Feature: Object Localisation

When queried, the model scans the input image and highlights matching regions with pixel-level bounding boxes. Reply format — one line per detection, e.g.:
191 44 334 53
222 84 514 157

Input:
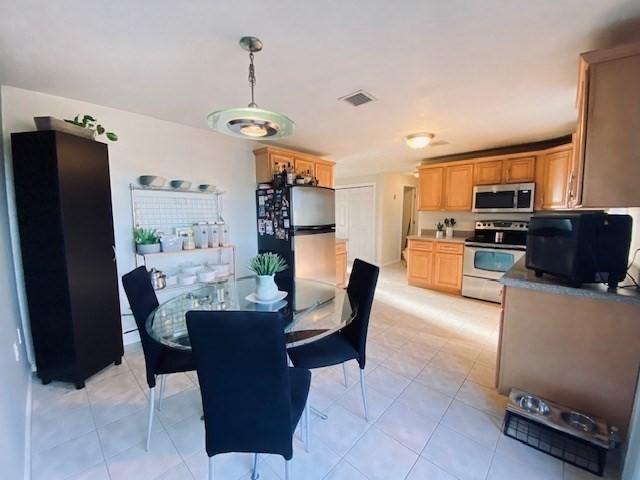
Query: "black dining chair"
186 310 311 480
287 258 379 421
121 266 196 451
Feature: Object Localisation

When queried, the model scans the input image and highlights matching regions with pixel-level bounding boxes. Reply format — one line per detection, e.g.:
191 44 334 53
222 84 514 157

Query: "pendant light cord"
248 52 257 108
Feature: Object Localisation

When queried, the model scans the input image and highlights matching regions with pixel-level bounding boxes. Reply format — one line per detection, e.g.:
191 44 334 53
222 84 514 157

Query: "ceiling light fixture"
207 37 294 139
405 132 434 149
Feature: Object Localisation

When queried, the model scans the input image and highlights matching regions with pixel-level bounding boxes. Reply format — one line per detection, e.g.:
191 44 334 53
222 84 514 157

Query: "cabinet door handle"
568 173 575 199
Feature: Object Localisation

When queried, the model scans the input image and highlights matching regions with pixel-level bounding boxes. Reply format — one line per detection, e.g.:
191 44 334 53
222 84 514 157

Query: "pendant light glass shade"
207 107 294 139
207 37 295 140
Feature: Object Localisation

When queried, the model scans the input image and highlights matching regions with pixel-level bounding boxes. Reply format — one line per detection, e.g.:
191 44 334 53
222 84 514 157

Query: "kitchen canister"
193 222 209 249
208 222 220 248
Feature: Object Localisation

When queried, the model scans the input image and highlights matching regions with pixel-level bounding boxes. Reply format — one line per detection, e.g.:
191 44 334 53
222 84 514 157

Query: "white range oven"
462 220 528 303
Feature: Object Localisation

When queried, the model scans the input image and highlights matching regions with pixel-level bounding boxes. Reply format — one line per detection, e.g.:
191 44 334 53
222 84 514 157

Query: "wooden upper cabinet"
418 167 444 211
432 252 463 293
474 159 503 185
573 43 640 207
444 163 474 211
294 157 315 176
541 149 572 209
254 147 335 186
503 156 535 183
315 160 334 188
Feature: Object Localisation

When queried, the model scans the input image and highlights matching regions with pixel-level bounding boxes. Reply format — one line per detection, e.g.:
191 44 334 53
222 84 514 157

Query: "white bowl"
138 175 166 187
181 264 203 275
209 263 230 275
179 274 197 285
197 270 217 283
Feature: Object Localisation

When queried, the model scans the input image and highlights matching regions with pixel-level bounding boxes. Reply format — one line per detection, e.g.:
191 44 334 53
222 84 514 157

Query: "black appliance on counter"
526 212 632 289
12 131 123 389
256 185 336 284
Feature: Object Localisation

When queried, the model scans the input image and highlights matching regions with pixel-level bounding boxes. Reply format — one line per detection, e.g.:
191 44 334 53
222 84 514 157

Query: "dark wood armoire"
11 130 123 389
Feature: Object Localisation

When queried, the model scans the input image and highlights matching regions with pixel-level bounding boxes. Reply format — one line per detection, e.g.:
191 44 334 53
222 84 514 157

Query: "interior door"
336 185 376 264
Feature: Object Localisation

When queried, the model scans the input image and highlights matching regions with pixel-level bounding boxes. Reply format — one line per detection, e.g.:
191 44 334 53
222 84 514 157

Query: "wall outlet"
13 343 20 363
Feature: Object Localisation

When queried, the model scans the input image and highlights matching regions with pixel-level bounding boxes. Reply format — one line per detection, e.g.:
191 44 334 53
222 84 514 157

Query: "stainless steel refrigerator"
256 185 336 284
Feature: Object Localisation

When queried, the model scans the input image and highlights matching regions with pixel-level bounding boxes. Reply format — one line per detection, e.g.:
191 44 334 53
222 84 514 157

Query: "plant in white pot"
134 228 161 255
249 253 287 301
444 217 456 238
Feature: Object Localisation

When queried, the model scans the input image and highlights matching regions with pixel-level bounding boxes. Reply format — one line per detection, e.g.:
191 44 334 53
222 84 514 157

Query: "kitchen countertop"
407 230 472 244
501 258 640 306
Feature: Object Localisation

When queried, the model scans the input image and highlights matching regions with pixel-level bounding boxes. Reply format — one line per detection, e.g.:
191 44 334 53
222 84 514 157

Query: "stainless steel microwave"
472 182 535 213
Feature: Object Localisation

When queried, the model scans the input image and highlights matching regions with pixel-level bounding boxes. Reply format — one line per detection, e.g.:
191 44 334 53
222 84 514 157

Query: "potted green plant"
134 228 161 255
65 114 118 142
444 217 456 238
435 221 445 239
248 252 288 301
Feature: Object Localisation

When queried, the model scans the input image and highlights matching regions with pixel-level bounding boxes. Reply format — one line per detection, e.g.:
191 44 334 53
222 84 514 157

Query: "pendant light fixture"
207 36 295 139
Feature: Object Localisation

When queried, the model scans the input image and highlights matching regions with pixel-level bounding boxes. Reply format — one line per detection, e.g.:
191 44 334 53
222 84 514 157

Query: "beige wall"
336 172 417 265
2 85 258 352
0 86 30 480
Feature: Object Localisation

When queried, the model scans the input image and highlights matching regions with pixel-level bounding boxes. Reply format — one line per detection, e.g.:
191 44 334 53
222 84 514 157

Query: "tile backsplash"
418 211 532 232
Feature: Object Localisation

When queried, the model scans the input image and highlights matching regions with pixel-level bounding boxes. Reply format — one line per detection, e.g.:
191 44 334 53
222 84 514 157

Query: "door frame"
335 182 378 265
399 185 417 260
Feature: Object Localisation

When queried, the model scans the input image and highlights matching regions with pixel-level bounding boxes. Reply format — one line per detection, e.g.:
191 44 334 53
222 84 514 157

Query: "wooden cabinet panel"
408 239 433 251
418 167 444 211
504 156 535 183
474 159 503 185
435 242 464 255
407 249 433 287
444 163 474 211
433 252 463 293
541 149 571 209
315 161 334 188
294 157 315 176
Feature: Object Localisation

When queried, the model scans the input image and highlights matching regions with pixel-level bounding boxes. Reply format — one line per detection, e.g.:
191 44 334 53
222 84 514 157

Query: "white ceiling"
2 0 640 177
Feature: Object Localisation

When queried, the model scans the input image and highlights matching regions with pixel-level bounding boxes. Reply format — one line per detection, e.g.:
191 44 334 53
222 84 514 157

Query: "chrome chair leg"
342 362 348 387
146 386 155 451
208 456 214 480
304 400 311 452
310 406 328 420
251 453 259 480
284 459 292 480
359 368 369 422
157 375 166 411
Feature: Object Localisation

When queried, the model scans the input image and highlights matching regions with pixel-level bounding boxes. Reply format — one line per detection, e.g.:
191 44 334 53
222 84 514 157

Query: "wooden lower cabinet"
433 253 463 293
336 240 348 288
408 249 433 287
407 239 463 294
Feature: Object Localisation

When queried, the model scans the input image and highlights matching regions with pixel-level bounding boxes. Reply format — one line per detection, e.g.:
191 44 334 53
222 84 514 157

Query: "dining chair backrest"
186 311 296 460
342 258 379 369
121 266 162 388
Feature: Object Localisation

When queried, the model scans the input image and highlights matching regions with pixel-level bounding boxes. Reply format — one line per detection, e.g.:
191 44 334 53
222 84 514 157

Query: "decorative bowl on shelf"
138 175 166 187
198 184 217 192
169 180 192 190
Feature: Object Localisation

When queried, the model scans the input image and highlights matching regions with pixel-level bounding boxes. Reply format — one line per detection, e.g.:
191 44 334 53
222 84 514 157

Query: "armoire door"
56 133 123 378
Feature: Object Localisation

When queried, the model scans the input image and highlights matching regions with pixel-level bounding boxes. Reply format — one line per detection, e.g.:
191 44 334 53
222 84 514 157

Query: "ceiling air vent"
339 90 376 107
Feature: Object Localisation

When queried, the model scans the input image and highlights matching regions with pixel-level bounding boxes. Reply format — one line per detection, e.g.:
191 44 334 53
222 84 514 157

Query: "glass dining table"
146 276 356 351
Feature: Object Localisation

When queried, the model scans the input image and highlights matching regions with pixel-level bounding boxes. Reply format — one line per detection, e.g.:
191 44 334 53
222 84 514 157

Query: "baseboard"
381 258 402 267
24 376 32 480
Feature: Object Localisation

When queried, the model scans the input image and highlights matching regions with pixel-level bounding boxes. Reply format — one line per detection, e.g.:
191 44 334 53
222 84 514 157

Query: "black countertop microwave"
525 212 632 289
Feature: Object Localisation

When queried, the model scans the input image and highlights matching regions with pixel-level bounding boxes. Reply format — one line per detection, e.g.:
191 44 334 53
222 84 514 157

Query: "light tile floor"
30 263 621 480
